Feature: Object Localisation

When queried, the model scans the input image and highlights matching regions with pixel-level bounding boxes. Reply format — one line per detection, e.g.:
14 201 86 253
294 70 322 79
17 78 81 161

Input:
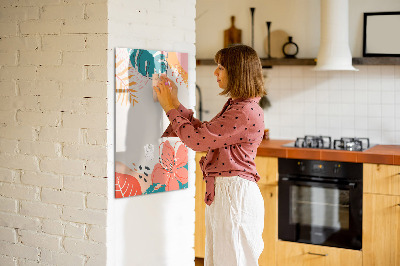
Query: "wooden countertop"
257 139 400 165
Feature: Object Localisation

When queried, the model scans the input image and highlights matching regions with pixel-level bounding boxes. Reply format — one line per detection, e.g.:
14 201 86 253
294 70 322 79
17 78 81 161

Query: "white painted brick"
82 98 108 113
147 12 174 27
86 255 106 266
19 51 62 66
64 222 85 239
0 241 39 261
184 30 196 43
36 66 83 82
0 255 16 266
174 15 195 31
62 19 107 34
18 259 41 266
0 51 17 65
62 113 107 129
84 129 107 145
0 168 16 183
0 81 16 96
0 183 39 201
0 138 18 154
6 0 62 6
86 193 107 210
63 144 107 161
0 196 17 213
20 21 61 35
0 226 17 243
4 96 40 112
40 158 84 175
21 171 62 189
19 230 61 251
0 110 16 125
64 175 107 195
0 154 39 171
41 188 85 208
41 219 64 236
37 96 90 113
63 237 106 256
0 126 34 141
0 107 14 124
0 7 39 22
84 160 107 177
38 127 79 143
42 34 85 51
63 50 107 66
85 3 107 20
20 200 61 219
85 65 107 81
0 66 36 81
40 249 85 266
85 34 107 50
87 225 105 243
61 81 107 98
18 80 61 97
16 111 61 127
19 140 58 157
41 4 84 20
0 36 41 52
61 207 106 226
0 212 41 231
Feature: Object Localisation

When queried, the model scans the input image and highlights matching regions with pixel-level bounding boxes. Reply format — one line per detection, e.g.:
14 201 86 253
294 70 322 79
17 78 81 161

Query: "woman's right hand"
160 75 180 108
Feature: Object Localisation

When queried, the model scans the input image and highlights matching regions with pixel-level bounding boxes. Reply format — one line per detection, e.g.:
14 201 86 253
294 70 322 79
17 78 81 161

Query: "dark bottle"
282 36 299 58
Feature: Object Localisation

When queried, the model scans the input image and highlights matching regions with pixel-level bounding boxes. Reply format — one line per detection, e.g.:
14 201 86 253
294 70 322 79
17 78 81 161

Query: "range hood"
314 0 358 71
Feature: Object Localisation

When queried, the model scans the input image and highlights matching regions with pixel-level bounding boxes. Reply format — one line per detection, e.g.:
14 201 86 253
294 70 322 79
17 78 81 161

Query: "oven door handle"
280 177 357 189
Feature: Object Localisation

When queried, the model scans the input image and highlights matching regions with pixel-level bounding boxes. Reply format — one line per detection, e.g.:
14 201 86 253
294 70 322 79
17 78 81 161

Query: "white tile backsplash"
196 65 400 144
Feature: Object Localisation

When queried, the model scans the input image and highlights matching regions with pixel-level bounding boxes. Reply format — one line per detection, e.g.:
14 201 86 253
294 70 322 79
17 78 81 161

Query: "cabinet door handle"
307 252 328 256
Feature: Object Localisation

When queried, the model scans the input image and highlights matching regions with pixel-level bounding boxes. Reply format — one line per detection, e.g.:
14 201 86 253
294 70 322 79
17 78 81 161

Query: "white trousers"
205 176 264 266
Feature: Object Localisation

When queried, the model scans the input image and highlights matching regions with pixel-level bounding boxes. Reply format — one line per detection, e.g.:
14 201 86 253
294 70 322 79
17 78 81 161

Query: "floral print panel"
115 48 189 198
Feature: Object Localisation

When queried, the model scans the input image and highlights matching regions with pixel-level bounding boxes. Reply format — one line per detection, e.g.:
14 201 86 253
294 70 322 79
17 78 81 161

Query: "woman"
153 44 266 266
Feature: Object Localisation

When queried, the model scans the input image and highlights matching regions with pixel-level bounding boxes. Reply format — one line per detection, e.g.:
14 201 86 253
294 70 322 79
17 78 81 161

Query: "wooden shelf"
196 57 400 67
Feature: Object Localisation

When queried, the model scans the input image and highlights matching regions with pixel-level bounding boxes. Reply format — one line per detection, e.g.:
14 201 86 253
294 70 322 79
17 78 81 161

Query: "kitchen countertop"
257 139 400 165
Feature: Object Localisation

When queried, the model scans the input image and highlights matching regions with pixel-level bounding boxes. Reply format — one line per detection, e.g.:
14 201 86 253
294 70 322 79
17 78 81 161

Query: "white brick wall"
0 0 108 265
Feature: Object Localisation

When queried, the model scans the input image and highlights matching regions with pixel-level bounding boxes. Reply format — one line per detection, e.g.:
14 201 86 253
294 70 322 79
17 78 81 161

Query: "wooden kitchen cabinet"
364 163 400 196
276 241 362 266
363 163 400 266
255 156 278 186
195 152 207 258
258 184 278 266
363 187 400 265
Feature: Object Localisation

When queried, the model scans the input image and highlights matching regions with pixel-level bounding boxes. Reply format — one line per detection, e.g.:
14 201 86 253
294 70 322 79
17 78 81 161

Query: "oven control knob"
334 164 341 174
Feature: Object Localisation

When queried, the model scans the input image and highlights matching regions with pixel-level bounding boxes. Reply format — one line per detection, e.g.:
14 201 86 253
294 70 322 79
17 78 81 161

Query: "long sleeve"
165 105 249 152
161 103 202 138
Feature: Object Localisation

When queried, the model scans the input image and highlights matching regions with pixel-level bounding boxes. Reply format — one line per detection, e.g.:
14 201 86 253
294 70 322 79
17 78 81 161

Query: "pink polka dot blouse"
161 97 265 205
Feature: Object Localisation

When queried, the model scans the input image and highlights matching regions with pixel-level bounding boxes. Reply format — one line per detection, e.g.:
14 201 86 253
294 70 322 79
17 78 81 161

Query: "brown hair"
214 44 266 99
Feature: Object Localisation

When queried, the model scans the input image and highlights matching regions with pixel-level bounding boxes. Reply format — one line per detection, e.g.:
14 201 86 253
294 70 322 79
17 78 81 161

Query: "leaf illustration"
115 172 142 198
115 49 139 108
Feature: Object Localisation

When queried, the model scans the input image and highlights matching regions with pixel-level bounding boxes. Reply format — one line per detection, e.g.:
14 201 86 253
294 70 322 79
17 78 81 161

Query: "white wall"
196 0 400 145
0 1 108 265
196 0 400 58
107 1 197 266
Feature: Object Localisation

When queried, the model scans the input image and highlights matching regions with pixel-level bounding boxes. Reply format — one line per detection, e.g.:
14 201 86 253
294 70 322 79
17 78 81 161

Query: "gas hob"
282 135 375 151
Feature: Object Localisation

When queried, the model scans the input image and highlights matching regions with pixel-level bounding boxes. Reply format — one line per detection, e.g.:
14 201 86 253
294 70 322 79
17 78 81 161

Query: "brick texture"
0 1 108 264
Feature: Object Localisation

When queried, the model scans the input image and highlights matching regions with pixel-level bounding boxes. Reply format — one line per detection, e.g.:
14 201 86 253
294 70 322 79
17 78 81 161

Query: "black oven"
278 158 363 250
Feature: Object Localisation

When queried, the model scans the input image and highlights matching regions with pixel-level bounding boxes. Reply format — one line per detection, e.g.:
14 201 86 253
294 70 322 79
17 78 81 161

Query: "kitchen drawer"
255 156 278 186
364 164 400 196
276 241 362 266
